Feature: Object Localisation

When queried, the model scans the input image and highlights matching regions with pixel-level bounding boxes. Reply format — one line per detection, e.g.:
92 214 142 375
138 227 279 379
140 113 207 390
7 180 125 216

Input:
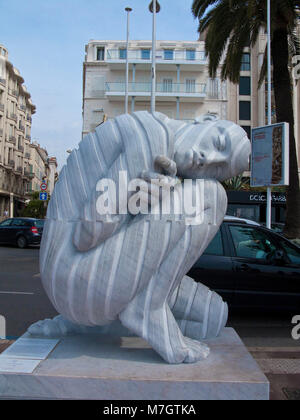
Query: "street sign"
40 182 47 191
251 122 289 187
39 192 48 201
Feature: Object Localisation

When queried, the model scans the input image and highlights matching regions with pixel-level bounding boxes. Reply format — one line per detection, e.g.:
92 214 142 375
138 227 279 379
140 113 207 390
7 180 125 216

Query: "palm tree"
192 0 300 238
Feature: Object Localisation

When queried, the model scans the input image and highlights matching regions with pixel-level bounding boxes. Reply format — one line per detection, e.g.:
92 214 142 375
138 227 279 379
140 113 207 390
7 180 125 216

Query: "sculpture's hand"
154 155 177 177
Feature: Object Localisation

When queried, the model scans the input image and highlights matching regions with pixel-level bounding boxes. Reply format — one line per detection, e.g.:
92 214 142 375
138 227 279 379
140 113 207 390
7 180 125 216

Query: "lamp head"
149 1 161 13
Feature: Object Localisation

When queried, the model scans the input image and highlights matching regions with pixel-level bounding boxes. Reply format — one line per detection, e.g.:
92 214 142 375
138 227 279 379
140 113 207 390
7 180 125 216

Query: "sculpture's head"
173 115 251 181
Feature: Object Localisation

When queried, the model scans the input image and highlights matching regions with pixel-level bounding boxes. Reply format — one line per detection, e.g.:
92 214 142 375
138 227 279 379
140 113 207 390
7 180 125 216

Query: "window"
229 226 277 260
11 219 26 226
241 53 251 71
96 47 105 61
227 204 259 222
276 238 300 265
141 49 150 60
185 79 196 93
119 48 127 59
0 219 12 227
241 125 251 139
239 76 251 95
239 101 251 120
164 50 174 60
186 49 196 60
203 230 224 256
162 78 173 92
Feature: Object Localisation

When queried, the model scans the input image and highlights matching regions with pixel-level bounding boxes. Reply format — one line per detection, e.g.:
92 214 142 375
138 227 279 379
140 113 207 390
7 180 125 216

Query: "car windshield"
34 220 45 228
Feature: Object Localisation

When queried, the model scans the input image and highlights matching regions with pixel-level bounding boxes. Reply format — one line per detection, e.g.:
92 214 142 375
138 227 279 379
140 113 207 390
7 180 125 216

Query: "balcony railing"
8 135 16 145
18 145 24 152
26 115 32 122
8 89 19 98
26 134 31 141
19 123 25 132
10 113 17 122
8 160 15 168
25 152 30 159
15 166 22 173
106 49 206 63
0 104 4 112
19 104 26 111
105 82 207 95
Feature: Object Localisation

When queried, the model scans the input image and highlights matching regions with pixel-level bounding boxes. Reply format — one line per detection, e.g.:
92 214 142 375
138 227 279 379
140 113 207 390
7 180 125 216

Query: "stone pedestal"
0 328 269 400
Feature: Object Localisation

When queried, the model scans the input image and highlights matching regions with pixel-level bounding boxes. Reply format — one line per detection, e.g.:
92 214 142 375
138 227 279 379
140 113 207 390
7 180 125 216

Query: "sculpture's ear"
194 113 220 124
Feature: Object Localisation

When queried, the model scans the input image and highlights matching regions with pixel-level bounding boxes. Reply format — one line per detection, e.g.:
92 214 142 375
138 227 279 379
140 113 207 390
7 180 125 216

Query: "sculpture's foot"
27 315 81 337
27 316 134 338
119 296 210 364
170 275 228 339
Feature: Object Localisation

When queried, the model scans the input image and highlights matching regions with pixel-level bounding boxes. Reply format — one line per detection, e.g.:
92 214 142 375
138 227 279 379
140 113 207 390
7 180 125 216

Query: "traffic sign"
39 192 48 201
40 182 47 191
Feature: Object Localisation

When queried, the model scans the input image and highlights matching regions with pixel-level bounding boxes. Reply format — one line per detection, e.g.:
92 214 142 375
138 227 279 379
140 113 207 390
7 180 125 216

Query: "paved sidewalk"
249 346 300 400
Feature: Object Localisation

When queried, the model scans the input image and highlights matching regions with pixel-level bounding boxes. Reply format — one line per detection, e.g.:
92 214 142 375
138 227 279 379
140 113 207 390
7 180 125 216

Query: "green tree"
21 192 48 219
192 0 300 238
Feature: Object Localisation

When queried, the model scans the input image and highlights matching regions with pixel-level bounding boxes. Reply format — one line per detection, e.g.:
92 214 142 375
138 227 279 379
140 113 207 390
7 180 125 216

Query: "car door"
10 219 28 244
227 223 300 310
188 224 235 305
0 218 13 243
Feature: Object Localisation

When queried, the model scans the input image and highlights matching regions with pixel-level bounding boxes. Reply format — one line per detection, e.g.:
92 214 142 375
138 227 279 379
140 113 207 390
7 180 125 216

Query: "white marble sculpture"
28 111 251 364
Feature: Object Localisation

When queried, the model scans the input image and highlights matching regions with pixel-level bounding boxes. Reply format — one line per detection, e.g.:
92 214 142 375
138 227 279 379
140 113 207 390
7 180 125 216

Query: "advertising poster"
250 122 289 187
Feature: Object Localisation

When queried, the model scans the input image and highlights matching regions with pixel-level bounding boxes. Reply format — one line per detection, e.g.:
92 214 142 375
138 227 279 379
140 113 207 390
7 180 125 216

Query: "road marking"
0 291 34 295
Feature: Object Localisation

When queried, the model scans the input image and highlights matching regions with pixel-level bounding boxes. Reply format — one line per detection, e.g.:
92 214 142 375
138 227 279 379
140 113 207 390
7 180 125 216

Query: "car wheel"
17 236 27 249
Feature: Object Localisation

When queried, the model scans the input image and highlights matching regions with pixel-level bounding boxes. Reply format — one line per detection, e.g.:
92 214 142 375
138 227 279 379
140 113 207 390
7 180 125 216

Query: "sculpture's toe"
27 316 76 337
182 337 210 363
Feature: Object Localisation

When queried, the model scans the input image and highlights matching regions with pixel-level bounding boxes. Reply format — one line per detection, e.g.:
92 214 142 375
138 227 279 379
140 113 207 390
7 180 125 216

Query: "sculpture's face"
174 121 251 181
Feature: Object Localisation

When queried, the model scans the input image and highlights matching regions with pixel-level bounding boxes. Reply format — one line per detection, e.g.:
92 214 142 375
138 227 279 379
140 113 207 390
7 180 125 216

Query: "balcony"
105 49 207 71
19 104 26 112
0 104 4 112
10 113 17 122
8 89 19 98
18 123 25 132
18 145 24 153
26 115 32 122
8 160 15 168
105 82 207 102
25 152 30 159
25 134 31 141
0 78 5 86
15 166 22 174
8 135 16 145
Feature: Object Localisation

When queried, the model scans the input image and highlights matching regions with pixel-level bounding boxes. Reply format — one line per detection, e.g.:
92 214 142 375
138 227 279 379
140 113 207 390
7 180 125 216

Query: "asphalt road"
0 245 58 338
0 245 298 347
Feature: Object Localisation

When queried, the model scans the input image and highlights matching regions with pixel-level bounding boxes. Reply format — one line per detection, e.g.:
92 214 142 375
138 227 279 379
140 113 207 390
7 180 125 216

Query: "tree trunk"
271 27 300 238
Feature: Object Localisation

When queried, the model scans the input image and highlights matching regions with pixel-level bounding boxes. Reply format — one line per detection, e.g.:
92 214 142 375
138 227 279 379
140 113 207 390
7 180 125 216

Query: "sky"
0 0 200 169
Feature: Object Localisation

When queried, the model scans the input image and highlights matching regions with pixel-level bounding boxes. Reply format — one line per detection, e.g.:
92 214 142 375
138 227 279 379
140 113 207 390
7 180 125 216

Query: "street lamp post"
125 7 132 114
149 0 161 114
266 0 272 229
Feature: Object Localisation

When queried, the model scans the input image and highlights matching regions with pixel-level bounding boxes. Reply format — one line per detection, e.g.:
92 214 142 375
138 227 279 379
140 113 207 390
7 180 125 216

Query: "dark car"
188 216 300 312
0 218 44 248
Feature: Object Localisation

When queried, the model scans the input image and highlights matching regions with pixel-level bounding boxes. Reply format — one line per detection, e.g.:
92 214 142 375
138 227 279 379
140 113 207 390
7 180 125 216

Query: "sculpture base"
0 328 269 400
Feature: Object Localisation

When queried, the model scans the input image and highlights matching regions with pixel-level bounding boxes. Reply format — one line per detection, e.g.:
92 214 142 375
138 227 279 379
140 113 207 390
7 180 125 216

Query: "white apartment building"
82 40 228 136
82 36 299 174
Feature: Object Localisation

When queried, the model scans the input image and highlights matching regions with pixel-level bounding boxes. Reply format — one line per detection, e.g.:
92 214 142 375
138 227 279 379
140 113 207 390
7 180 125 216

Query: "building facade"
0 44 36 218
0 45 58 219
82 36 299 177
28 142 57 196
82 40 228 136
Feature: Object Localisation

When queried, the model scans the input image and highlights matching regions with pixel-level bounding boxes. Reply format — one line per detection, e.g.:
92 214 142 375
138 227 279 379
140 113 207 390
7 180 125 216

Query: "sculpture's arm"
72 155 178 253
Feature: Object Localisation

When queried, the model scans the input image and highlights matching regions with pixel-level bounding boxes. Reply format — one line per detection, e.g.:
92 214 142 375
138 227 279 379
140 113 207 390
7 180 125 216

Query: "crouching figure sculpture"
28 111 251 364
